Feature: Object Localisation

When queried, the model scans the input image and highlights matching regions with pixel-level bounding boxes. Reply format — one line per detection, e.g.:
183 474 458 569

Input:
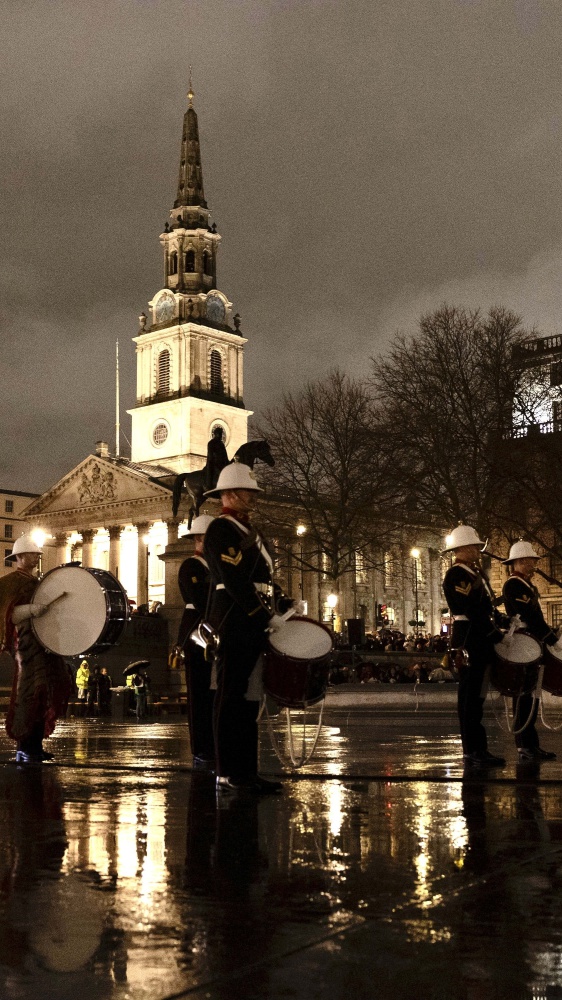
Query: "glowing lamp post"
327 592 338 631
296 524 306 596
410 547 420 635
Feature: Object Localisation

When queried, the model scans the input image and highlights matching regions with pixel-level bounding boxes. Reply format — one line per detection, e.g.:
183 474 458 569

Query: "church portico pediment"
23 455 174 522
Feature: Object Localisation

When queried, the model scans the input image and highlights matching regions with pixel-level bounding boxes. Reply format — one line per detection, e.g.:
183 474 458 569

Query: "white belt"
453 615 469 621
185 603 195 610
215 582 273 596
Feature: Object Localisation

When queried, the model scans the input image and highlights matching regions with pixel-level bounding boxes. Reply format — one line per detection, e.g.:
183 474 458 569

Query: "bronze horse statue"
172 439 274 524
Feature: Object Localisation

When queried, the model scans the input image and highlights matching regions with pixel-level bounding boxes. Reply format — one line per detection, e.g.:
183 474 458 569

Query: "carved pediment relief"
78 463 117 504
23 455 173 518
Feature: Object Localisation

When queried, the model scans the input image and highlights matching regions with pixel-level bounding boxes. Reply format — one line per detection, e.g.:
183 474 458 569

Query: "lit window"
157 350 170 394
355 551 368 584
5 500 13 513
550 602 562 628
384 551 396 588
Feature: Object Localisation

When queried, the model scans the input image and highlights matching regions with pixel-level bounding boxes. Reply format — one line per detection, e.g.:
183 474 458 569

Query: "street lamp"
410 547 421 636
296 524 306 597
327 592 338 631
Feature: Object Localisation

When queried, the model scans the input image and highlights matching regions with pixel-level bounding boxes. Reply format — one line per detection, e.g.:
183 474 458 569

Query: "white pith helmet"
186 514 215 536
502 540 541 564
4 532 44 562
443 524 485 552
204 463 263 498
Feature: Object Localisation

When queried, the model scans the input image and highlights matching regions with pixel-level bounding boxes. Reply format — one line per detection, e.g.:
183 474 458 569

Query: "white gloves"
292 600 307 616
11 603 47 625
267 615 286 632
552 638 562 653
496 634 512 652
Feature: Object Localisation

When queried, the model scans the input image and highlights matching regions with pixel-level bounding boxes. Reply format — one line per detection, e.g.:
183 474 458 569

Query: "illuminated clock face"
206 294 225 324
155 293 175 323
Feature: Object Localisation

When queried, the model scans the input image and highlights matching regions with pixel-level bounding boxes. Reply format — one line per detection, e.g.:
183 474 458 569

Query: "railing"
515 334 562 356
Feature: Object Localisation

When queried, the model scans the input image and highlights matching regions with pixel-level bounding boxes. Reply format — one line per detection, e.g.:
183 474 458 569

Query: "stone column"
54 532 68 566
108 526 122 579
136 523 150 606
166 519 179 545
81 529 95 568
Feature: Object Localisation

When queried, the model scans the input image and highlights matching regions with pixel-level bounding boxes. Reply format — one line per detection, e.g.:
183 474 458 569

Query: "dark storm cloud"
2 0 562 490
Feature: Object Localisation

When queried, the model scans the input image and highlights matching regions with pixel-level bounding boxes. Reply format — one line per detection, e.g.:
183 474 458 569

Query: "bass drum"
542 643 562 696
263 616 333 708
32 565 129 656
490 629 541 697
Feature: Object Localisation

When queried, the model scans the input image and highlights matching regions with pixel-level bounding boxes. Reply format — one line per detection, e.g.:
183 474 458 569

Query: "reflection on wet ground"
1 712 562 998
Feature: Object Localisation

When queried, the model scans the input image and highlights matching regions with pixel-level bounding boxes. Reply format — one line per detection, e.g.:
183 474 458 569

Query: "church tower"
129 78 251 473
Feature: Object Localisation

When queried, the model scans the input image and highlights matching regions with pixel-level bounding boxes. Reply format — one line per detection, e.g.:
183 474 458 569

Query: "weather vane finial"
188 66 194 107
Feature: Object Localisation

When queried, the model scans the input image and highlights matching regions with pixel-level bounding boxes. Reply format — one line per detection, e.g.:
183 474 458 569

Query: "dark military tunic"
204 513 275 780
503 574 557 646
443 561 504 756
177 555 214 762
503 572 556 751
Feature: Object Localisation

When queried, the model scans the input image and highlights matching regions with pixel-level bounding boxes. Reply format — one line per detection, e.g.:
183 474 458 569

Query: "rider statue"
205 426 229 493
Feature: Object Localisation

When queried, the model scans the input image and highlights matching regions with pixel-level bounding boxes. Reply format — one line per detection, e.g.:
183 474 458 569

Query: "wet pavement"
1 706 562 999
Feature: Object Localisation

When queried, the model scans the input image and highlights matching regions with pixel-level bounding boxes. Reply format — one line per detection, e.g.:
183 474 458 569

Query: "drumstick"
43 591 69 611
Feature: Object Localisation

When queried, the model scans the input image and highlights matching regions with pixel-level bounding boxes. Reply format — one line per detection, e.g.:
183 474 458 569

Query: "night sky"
2 0 562 492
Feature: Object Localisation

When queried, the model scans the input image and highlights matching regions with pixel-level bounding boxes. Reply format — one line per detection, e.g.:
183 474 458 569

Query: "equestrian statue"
172 428 274 525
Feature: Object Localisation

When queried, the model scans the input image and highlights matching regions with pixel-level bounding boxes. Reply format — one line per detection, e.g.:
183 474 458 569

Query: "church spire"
174 69 207 209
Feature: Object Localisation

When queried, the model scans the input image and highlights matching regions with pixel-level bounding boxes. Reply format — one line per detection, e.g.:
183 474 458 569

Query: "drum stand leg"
539 662 562 730
490 669 542 736
264 699 325 769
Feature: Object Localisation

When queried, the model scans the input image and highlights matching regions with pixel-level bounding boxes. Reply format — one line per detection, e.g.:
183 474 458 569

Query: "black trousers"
185 645 215 760
213 629 265 779
512 693 539 750
457 661 489 755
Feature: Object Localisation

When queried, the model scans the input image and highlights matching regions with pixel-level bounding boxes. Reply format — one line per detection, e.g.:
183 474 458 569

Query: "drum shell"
263 616 332 708
542 644 562 696
490 630 541 697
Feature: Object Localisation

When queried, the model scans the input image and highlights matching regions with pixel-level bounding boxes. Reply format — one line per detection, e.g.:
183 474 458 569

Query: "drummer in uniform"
502 540 559 761
1 533 71 763
443 524 511 767
203 463 293 794
177 514 216 767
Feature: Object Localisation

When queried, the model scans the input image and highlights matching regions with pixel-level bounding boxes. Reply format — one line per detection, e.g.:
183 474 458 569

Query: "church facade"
23 83 250 616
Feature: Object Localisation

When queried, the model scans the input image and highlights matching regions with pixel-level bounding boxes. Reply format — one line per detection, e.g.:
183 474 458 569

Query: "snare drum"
542 643 562 696
32 566 129 656
490 629 541 697
263 616 333 708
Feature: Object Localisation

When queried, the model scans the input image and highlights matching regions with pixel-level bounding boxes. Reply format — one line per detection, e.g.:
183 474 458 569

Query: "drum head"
269 617 333 660
33 566 109 656
496 630 541 666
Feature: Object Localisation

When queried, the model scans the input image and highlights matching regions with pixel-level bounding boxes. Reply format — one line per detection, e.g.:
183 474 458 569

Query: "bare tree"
371 305 549 539
257 370 399 586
